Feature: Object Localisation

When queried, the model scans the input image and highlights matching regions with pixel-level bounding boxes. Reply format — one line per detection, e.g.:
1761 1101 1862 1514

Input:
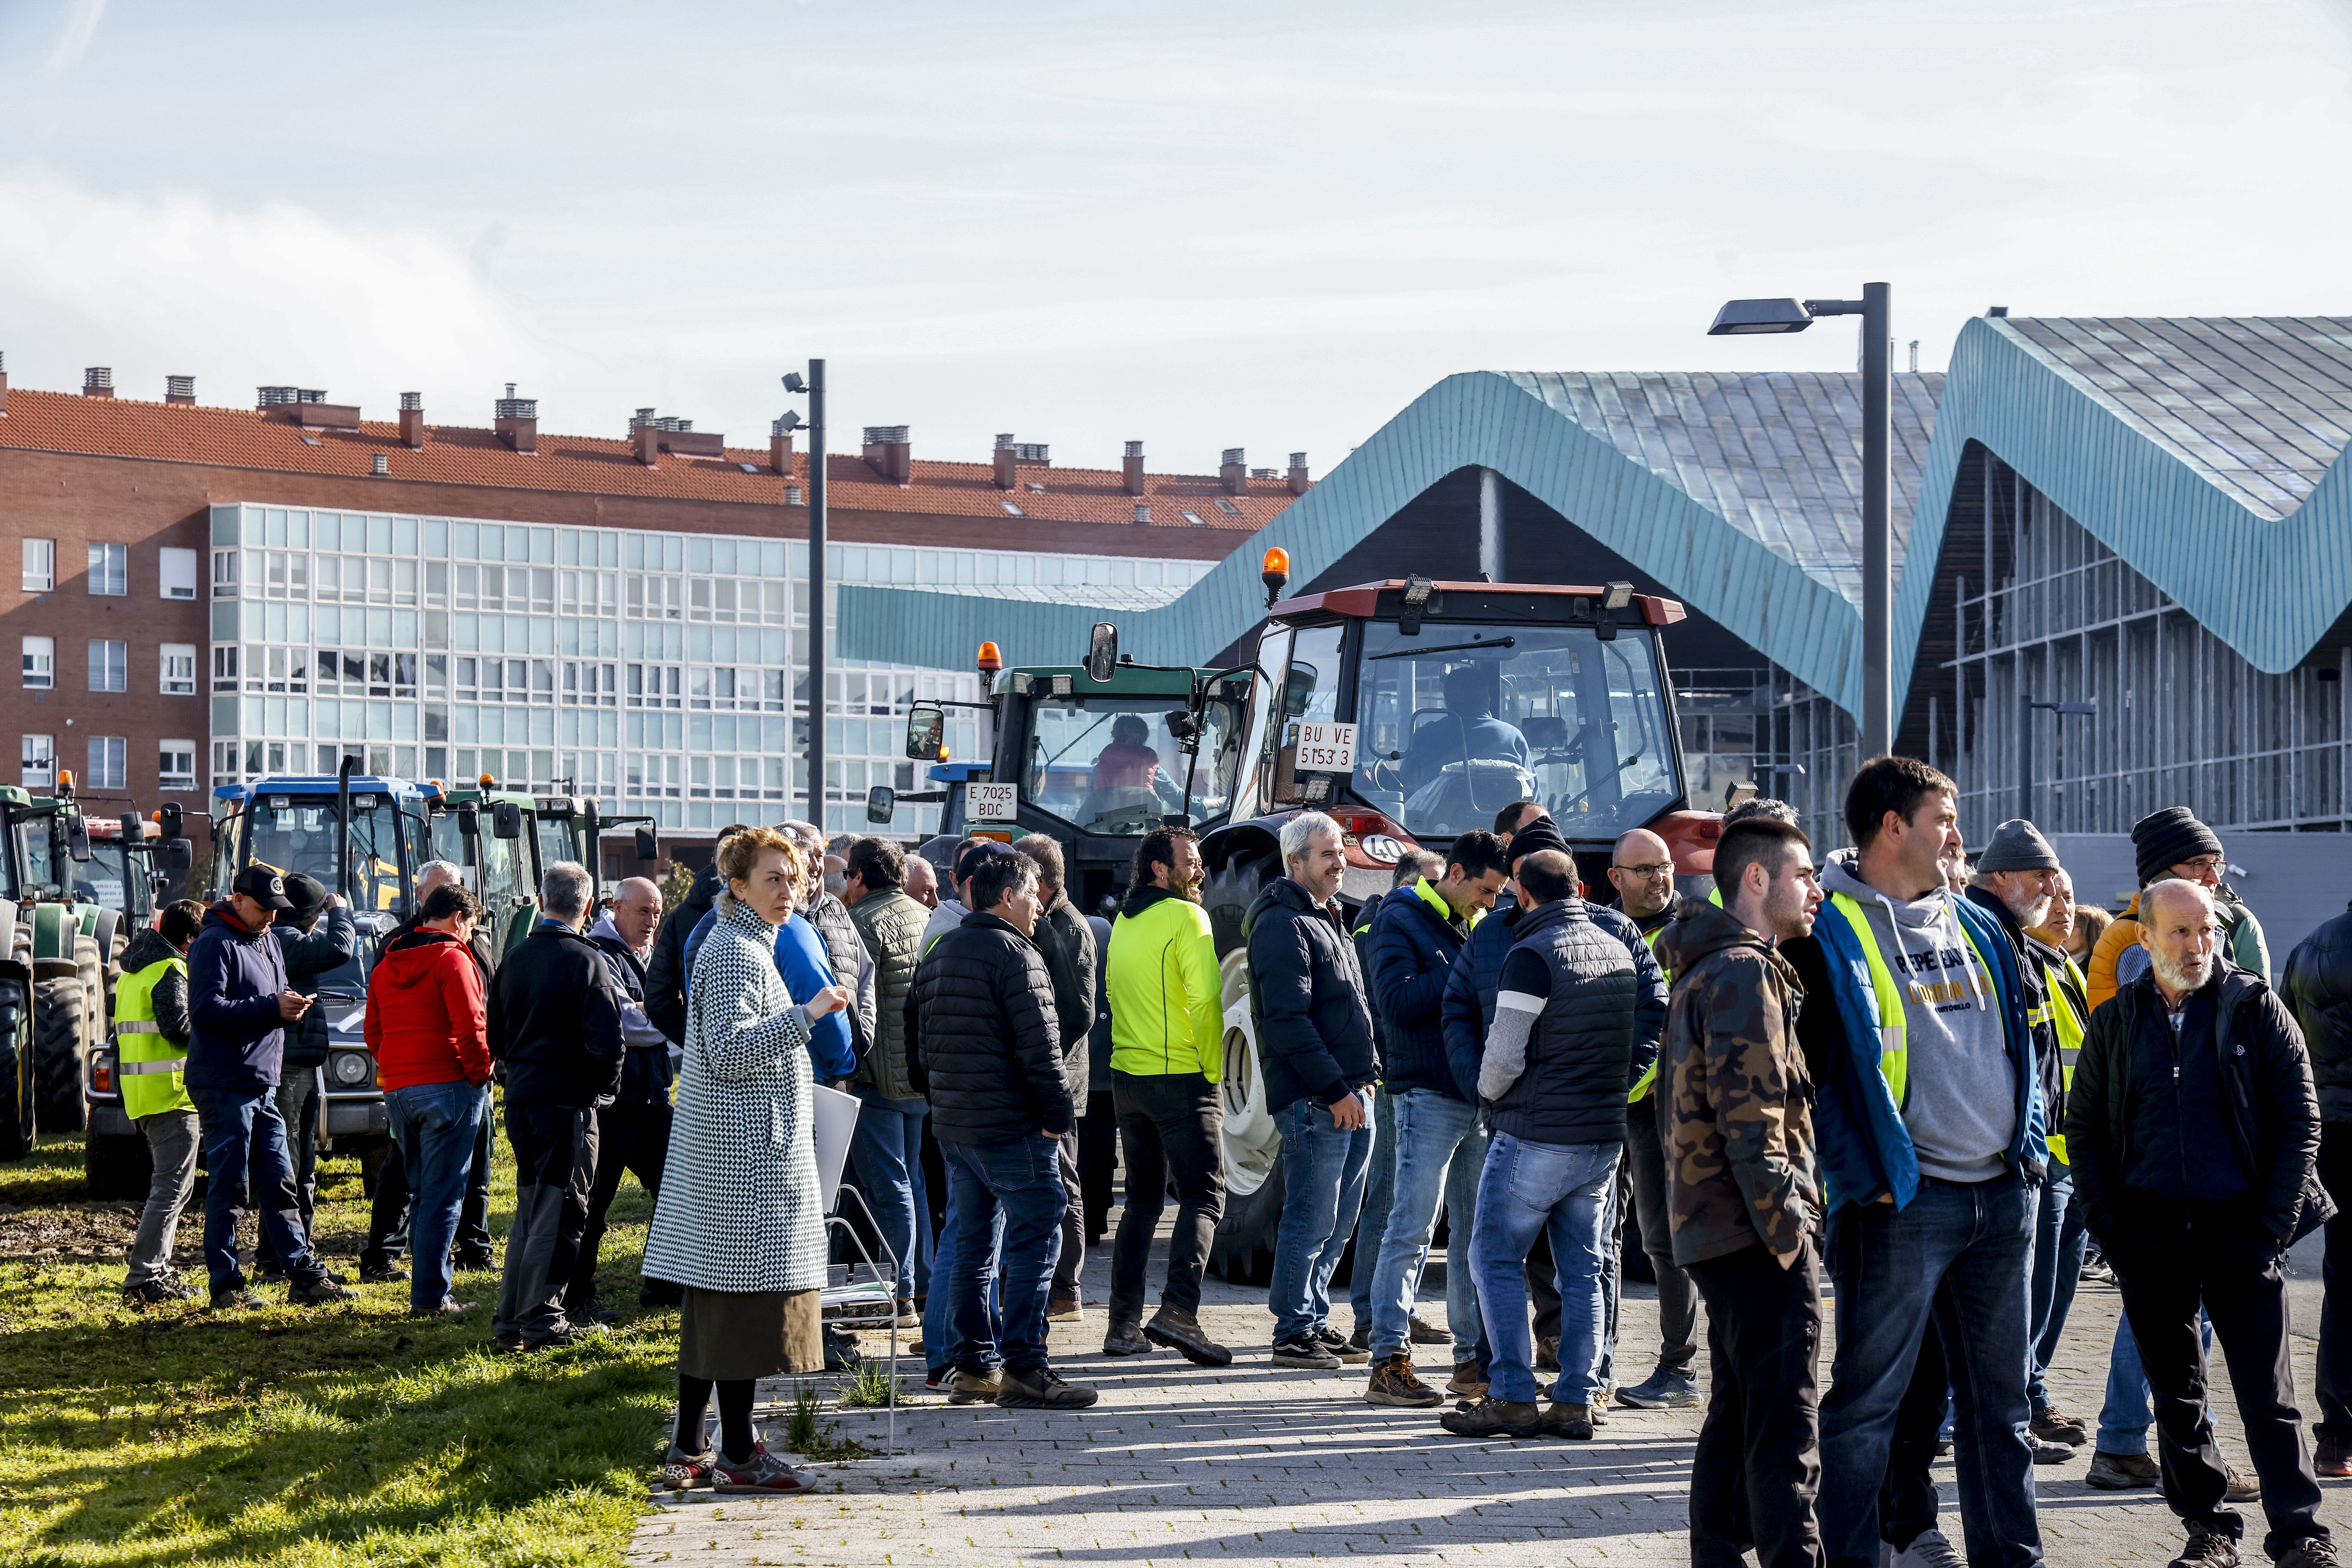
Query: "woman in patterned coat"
644 827 849 1494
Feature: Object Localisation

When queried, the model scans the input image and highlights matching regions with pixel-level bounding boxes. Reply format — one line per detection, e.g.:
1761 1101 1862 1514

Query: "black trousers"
364 1102 494 1269
495 1101 598 1342
565 1098 672 1310
2108 1206 2327 1559
1078 1088 1119 1241
1880 1320 1949 1551
2316 1121 2352 1449
1686 1237 1826 1568
1108 1069 1223 1325
256 1069 322 1274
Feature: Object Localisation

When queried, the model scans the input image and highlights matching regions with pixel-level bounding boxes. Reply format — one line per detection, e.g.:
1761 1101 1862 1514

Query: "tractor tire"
34 977 87 1132
85 1130 151 1199
76 934 103 1056
0 980 32 1160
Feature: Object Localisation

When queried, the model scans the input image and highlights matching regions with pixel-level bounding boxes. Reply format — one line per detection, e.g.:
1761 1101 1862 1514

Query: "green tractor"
427 777 658 958
0 780 100 1160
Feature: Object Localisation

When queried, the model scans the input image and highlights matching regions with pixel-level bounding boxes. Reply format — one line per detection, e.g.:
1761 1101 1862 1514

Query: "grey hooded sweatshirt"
1819 854 2017 1183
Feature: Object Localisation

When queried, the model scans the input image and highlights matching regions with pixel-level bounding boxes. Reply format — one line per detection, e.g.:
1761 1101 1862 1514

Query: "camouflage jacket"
1655 897 1821 1267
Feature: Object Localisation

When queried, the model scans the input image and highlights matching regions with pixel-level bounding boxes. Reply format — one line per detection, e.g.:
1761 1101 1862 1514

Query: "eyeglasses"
1613 863 1675 879
2176 854 2224 874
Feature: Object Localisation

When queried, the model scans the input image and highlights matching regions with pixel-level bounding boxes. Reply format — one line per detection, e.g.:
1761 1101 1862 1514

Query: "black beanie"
1505 815 1569 868
2132 806 2222 886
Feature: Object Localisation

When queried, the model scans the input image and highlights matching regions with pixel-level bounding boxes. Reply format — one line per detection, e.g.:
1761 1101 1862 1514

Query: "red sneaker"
712 1442 817 1494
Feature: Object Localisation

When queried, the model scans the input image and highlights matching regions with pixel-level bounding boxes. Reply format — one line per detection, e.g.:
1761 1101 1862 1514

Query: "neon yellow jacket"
1107 888 1222 1082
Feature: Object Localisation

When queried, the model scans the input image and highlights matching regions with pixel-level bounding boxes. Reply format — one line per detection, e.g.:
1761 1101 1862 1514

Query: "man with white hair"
2069 878 2335 1568
1247 811 1379 1368
575 876 679 1315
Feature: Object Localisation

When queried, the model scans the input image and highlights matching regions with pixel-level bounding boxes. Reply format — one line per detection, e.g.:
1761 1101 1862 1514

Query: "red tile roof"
0 387 1301 528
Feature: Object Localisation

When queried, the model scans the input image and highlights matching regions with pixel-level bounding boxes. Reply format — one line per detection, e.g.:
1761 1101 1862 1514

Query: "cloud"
43 0 104 77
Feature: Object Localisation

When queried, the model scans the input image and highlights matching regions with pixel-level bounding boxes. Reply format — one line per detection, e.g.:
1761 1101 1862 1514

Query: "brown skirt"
678 1285 824 1380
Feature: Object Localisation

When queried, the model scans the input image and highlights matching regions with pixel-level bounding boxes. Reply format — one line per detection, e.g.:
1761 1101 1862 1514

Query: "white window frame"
86 735 125 790
159 548 197 601
21 637 53 690
87 543 127 597
160 643 197 696
21 539 53 593
21 735 53 789
158 740 196 791
89 639 126 693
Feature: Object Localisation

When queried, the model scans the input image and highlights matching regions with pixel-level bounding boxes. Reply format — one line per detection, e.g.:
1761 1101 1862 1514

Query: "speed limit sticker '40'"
967 782 1019 821
1294 722 1357 773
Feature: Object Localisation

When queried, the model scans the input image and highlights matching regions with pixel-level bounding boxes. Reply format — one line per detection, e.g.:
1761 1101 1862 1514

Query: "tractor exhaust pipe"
336 754 356 906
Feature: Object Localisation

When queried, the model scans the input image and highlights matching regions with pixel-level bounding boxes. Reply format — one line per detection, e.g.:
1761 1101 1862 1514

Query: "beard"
2153 948 2214 995
1174 869 1205 903
2000 883 2050 930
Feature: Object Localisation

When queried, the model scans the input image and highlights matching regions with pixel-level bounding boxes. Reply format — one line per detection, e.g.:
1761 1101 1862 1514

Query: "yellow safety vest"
115 954 191 1120
1629 920 1669 1104
2040 952 2087 1164
1824 892 1998 1110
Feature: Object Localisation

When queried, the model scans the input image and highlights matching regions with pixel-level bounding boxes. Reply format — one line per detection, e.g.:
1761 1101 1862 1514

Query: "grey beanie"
1975 818 2061 874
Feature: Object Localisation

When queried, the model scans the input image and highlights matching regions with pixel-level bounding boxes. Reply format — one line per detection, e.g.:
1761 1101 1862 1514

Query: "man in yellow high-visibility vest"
119 901 205 1304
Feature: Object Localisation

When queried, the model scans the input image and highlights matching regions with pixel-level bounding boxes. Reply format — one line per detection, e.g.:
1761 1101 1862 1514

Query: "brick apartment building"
0 359 1302 848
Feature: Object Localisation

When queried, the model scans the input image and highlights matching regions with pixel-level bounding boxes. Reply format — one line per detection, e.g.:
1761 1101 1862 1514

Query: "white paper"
810 1082 862 1211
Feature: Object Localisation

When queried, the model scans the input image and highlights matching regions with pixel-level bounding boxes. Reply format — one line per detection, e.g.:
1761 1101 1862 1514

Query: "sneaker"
2031 1404 2090 1446
1616 1369 1700 1409
923 1368 950 1393
712 1442 817 1495
2028 1434 2077 1464
521 1322 600 1351
1539 1400 1595 1440
1589 1385 1611 1426
453 1249 497 1272
2080 1257 2115 1284
288 1276 357 1306
122 1277 191 1305
659 1443 717 1489
2224 1464 2260 1502
409 1299 473 1319
1440 1397 1541 1439
569 1302 622 1327
1102 1322 1153 1357
2280 1538 2341 1568
1408 1314 1452 1346
1317 1326 1370 1364
1271 1336 1342 1369
948 1367 1004 1405
2169 1521 2241 1568
1447 1361 1490 1398
894 1297 920 1328
2317 1441 2352 1479
995 1367 1099 1409
208 1287 260 1311
824 1327 865 1372
2086 1449 2161 1489
254 1260 291 1285
1891 1528 1966 1568
358 1259 408 1284
1347 1321 1372 1353
1366 1353 1444 1408
1144 1308 1234 1367
1047 1294 1083 1323
1534 1335 1561 1373
494 1334 525 1355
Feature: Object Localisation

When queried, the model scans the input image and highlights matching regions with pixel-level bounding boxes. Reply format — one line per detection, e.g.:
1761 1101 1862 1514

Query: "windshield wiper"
1368 636 1515 662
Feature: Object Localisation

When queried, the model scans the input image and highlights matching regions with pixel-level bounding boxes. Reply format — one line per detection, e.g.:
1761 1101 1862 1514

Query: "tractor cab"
426 776 550 961
526 788 659 901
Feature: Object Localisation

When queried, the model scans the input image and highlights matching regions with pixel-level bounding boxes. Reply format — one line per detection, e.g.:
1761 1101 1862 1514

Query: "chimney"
493 383 538 454
371 454 390 477
1122 440 1145 497
1 351 10 417
993 433 1017 490
862 425 911 484
83 366 114 398
635 416 658 468
398 391 424 449
770 416 796 476
1288 451 1310 496
1133 503 1151 525
1220 446 1247 497
165 375 196 405
257 386 360 428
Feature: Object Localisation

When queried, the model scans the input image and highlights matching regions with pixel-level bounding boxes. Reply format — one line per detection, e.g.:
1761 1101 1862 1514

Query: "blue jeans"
850 1087 932 1302
1270 1096 1374 1344
190 1084 320 1295
923 1170 995 1381
1369 1088 1487 1365
942 1136 1066 1372
2027 1167 2086 1409
1468 1131 1617 1404
1349 1085 1403 1325
385 1079 487 1311
2099 1309 2216 1455
1819 1173 2041 1568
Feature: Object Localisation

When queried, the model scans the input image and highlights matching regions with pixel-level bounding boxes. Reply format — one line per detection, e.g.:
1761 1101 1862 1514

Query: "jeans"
1626 1095 1698 1378
923 1164 995 1381
1817 1172 2040 1568
2026 1166 2086 1409
190 1084 322 1295
256 1067 321 1274
568 1098 672 1310
1350 1083 1403 1325
494 1101 597 1343
1052 1133 1085 1300
1468 1131 1618 1404
366 1102 494 1269
1883 1322 1952 1551
1687 1238 1826 1568
2099 1304 2216 1455
386 1079 487 1311
2316 1120 2352 1448
942 1135 1066 1372
1109 1070 1224 1325
1368 1088 1486 1365
126 1109 198 1286
1596 1156 1625 1390
1269 1095 1374 1344
848 1087 931 1303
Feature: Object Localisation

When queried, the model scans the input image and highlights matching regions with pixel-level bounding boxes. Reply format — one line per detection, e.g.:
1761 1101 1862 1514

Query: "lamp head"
1708 298 1814 335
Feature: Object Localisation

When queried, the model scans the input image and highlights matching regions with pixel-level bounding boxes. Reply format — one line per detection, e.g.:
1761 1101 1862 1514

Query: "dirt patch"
0 1201 141 1262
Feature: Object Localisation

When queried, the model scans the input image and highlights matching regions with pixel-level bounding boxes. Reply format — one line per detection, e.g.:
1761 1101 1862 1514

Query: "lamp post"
781 362 826 827
2020 697 2096 824
1708 284 1892 758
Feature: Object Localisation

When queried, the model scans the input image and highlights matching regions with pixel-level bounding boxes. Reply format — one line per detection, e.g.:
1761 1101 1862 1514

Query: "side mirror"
1086 622 1119 684
456 802 480 839
583 801 601 842
633 825 659 861
905 703 946 761
66 811 91 863
161 838 193 871
120 812 143 842
491 801 523 839
1283 663 1319 719
157 802 184 840
865 785 897 824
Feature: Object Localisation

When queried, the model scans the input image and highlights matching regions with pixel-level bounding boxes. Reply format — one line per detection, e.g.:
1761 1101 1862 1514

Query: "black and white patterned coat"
642 896 823 1294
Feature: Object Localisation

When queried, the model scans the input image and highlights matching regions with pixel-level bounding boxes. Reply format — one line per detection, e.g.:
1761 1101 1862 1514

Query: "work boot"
995 1367 1099 1409
1447 1361 1490 1398
1540 1400 1595 1440
948 1367 1004 1405
2086 1449 2160 1489
569 1301 622 1327
2224 1464 2259 1502
1316 1325 1370 1364
1144 1307 1233 1367
824 1325 865 1372
1589 1385 1611 1426
1534 1336 1561 1373
1271 1336 1340 1369
209 1285 260 1312
1616 1368 1700 1409
288 1275 357 1306
2279 1538 2341 1568
1440 1397 1541 1439
1365 1353 1443 1408
452 1248 496 1273
1047 1293 1083 1323
1408 1314 1451 1346
2168 1521 2241 1568
1102 1321 1153 1357
409 1298 472 1318
122 1277 191 1306
359 1257 408 1284
2031 1404 2090 1446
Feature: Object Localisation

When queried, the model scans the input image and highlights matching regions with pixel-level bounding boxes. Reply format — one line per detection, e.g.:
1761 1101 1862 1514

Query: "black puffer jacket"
275 904 358 1070
1487 898 1660 1146
1031 893 1097 1102
648 861 723 1046
1367 880 1470 1099
489 920 626 1108
2284 904 2352 1124
908 911 1072 1144
1245 876 1378 1113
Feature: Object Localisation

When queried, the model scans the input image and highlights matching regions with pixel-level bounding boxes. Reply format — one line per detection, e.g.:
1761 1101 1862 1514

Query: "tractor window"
243 796 410 914
1021 697 1239 835
535 813 575 884
1231 626 1291 822
14 819 58 897
74 841 130 914
1355 621 1681 840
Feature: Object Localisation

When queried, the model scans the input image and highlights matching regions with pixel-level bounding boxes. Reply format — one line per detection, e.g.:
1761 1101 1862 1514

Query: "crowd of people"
101 760 2352 1560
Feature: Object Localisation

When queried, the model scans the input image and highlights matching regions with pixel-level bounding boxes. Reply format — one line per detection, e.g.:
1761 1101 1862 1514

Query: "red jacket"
366 927 490 1091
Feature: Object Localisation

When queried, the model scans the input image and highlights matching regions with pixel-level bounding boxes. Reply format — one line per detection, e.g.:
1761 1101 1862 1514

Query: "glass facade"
207 503 1216 835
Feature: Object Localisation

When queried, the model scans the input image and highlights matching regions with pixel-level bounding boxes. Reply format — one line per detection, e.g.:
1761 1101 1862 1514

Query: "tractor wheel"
85 1130 151 1199
0 980 32 1160
33 977 87 1132
76 934 103 1056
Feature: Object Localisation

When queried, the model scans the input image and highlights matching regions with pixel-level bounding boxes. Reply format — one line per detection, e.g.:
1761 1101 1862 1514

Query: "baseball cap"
956 842 1015 884
232 865 295 909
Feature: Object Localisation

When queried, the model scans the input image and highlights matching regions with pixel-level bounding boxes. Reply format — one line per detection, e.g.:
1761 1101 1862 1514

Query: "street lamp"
1709 283 1892 758
2020 697 2096 824
781 362 826 827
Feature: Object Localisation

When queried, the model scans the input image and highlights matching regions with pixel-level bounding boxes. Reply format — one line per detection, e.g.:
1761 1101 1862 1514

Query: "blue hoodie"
184 901 294 1092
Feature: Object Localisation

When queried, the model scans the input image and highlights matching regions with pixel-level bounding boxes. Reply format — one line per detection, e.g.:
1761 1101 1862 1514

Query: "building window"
159 548 197 601
88 543 127 597
211 548 239 598
161 643 197 696
158 741 196 791
89 639 126 692
22 539 53 593
86 735 125 790
212 645 239 692
212 739 241 785
21 637 52 690
21 735 53 788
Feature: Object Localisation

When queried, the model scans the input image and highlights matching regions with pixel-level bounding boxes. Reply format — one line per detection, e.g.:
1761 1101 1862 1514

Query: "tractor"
427 776 658 958
0 778 106 1160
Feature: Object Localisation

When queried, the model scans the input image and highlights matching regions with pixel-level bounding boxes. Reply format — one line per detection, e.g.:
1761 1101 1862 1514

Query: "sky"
2 0 2349 479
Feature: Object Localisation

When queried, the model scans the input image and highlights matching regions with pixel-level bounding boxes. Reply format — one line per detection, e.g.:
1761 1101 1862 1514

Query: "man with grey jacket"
845 836 936 1323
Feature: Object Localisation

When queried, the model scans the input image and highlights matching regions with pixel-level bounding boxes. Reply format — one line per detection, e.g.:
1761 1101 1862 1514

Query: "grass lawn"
0 1124 678 1567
